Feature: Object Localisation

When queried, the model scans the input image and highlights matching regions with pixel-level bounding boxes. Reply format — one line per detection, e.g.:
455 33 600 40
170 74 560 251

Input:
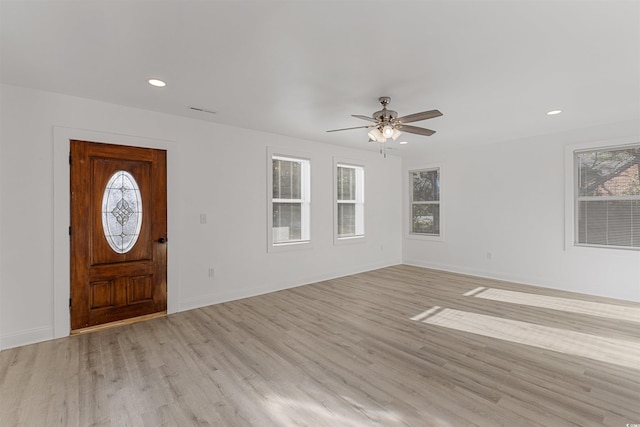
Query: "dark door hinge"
69 298 72 308
69 226 72 236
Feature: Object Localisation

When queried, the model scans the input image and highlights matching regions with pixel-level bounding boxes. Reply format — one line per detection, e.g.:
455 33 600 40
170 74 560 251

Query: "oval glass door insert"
101 170 143 254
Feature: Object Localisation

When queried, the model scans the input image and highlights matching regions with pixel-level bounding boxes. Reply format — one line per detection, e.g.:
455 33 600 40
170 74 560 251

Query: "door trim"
53 127 180 339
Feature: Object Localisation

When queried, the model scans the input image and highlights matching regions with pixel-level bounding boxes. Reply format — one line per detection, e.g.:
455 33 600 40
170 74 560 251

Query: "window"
335 162 364 240
410 168 440 236
574 144 640 249
269 152 310 248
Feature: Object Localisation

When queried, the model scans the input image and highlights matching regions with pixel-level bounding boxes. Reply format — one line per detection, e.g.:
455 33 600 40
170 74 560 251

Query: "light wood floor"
2 265 639 426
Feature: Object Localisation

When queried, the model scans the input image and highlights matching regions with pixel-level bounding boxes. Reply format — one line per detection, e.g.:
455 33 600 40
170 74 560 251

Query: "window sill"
334 235 366 246
268 240 312 253
406 233 444 242
572 243 640 252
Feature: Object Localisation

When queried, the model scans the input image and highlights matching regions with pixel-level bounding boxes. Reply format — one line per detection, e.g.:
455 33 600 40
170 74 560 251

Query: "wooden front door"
70 140 167 331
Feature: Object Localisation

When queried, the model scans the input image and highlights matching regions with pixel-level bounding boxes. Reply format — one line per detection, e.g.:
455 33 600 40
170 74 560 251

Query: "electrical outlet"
486 251 492 260
200 213 207 224
208 267 215 278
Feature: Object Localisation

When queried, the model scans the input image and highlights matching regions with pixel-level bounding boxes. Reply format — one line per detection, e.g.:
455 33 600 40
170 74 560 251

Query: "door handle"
157 237 166 243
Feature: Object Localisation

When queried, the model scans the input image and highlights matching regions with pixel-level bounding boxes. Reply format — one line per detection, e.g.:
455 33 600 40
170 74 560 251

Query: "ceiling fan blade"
326 125 375 133
397 124 436 136
351 114 378 123
396 109 443 124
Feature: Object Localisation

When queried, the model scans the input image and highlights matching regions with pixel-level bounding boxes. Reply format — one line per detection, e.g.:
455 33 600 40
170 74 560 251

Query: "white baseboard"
402 258 566 296
179 259 402 312
1 326 54 351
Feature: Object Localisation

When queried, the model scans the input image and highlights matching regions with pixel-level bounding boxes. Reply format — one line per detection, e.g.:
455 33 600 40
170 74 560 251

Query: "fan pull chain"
379 144 387 158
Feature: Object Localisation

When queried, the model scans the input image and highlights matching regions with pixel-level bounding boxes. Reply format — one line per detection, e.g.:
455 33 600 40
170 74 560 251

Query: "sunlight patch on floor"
263 395 418 427
412 307 640 369
464 287 640 323
411 306 441 322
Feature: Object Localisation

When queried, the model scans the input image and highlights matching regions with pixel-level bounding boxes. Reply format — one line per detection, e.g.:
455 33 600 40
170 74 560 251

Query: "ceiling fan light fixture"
325 97 442 152
368 128 386 143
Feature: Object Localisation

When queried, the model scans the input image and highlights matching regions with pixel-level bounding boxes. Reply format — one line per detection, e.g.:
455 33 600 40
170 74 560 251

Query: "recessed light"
399 141 408 145
148 79 166 88
546 109 562 115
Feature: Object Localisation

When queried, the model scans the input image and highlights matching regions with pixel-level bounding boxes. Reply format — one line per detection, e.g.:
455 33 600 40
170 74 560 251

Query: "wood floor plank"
1 265 639 426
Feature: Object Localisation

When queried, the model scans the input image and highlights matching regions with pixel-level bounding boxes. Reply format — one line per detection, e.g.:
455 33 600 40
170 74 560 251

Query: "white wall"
0 84 403 350
403 121 640 302
2 82 636 351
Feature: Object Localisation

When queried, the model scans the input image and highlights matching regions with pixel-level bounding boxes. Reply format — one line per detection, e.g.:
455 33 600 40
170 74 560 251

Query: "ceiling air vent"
188 106 216 114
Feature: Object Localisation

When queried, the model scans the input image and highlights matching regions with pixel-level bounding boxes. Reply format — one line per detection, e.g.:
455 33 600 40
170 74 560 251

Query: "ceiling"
1 0 639 156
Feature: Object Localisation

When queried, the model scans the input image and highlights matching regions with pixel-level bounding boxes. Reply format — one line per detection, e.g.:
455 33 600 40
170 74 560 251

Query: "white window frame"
334 158 365 244
408 166 443 241
267 147 311 252
564 138 640 251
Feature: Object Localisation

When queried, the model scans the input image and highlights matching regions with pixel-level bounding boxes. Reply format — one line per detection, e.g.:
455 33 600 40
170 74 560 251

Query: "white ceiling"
1 0 639 156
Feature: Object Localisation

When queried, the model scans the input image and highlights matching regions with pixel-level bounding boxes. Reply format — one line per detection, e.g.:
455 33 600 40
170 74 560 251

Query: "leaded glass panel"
101 170 143 254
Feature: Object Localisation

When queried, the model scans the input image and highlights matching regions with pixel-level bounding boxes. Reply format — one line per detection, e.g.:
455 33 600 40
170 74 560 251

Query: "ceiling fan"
327 96 442 144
